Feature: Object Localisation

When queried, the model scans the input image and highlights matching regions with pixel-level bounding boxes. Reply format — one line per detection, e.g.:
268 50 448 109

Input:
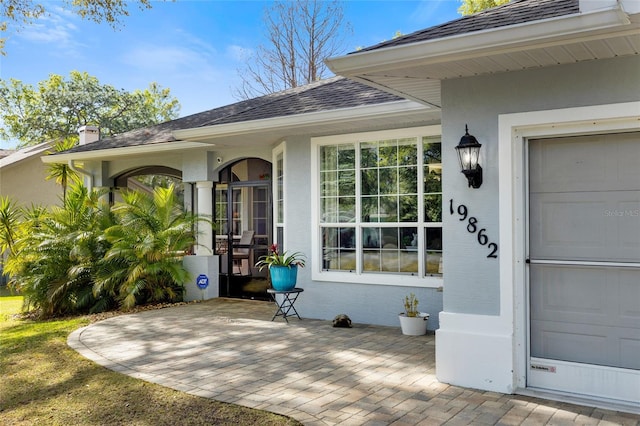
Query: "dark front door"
215 159 272 300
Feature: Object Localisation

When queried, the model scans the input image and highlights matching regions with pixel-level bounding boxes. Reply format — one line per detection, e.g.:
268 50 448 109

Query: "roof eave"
326 5 631 78
41 141 208 163
0 141 53 168
173 100 433 142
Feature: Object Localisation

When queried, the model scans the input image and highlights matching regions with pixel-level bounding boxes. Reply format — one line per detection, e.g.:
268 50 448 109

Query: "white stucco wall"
0 155 62 207
437 55 640 393
441 55 640 316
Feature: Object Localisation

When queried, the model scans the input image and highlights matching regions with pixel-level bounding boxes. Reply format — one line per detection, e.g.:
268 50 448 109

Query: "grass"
0 289 301 426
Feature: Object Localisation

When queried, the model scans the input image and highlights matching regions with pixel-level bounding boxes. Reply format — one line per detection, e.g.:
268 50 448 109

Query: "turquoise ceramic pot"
269 265 297 291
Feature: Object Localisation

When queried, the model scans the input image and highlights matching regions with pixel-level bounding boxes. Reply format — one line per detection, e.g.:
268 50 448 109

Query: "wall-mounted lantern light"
455 125 483 188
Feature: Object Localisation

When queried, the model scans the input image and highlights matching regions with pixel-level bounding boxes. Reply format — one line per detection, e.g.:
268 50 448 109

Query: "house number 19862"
449 199 498 259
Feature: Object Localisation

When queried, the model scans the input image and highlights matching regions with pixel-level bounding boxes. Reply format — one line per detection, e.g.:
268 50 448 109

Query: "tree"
458 0 510 16
0 0 152 55
0 71 180 147
235 0 351 99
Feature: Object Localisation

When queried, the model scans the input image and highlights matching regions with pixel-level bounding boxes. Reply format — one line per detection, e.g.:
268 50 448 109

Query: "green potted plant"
255 243 306 291
398 293 429 335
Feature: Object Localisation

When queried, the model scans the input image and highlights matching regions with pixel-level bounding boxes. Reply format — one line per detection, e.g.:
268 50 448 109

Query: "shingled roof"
356 0 579 53
61 76 404 154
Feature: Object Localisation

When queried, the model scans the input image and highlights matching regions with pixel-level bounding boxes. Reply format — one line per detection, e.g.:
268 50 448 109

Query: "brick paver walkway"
68 298 640 426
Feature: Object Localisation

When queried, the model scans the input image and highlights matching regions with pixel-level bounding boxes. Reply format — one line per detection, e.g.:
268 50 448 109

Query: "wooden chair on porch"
232 230 255 276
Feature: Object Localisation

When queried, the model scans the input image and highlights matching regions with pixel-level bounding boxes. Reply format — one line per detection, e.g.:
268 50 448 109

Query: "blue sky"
0 1 462 148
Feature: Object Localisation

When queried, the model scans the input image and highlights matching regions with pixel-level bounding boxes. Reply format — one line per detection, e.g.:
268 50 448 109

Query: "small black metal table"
266 288 304 322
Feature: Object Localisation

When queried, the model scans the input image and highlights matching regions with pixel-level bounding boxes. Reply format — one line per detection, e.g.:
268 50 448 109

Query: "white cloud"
121 46 204 72
118 39 236 114
16 6 84 53
226 44 253 62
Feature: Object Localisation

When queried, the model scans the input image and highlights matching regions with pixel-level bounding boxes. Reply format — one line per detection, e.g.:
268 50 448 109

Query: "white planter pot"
398 313 429 335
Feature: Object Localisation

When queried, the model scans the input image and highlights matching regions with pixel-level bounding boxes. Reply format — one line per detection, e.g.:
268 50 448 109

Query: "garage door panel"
530 324 608 366
531 322 640 369
530 191 640 261
617 200 640 251
531 265 640 327
531 265 609 324
529 137 609 192
618 134 640 184
530 132 640 193
621 338 640 370
620 270 640 325
529 261 640 370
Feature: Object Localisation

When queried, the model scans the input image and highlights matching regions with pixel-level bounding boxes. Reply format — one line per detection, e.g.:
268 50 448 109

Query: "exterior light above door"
455 125 483 189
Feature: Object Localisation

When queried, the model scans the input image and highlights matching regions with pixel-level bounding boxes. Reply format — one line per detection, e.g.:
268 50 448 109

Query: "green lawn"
0 290 300 426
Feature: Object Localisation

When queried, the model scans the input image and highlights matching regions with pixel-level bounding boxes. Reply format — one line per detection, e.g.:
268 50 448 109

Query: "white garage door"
528 132 640 405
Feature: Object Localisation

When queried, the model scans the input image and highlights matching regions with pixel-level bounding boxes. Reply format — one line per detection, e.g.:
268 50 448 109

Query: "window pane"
399 166 417 194
379 168 397 194
424 166 442 193
400 250 419 273
338 145 355 170
379 196 398 222
322 227 356 271
323 227 338 248
321 145 337 170
362 197 378 222
360 142 377 168
276 226 284 249
424 194 442 222
398 139 418 166
321 171 337 197
338 197 355 222
379 140 397 166
423 139 441 164
276 153 284 223
338 170 355 196
361 169 378 195
399 195 418 222
362 227 419 274
426 227 443 276
337 250 357 270
381 227 399 248
363 227 381 248
362 249 381 272
321 197 337 223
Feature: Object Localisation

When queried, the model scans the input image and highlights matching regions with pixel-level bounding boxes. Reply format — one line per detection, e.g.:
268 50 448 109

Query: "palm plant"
94 184 207 310
4 185 114 316
45 137 82 203
0 195 21 254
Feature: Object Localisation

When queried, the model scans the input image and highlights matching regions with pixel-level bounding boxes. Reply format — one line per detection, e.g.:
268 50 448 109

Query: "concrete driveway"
68 299 639 425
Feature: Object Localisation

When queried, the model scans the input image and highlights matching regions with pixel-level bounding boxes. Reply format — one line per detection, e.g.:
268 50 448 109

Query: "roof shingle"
355 0 579 53
62 77 403 154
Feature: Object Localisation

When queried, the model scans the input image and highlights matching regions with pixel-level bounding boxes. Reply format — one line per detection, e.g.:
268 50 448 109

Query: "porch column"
196 181 213 255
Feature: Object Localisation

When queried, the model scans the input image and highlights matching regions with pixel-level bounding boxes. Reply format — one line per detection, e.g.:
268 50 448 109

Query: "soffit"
329 11 640 108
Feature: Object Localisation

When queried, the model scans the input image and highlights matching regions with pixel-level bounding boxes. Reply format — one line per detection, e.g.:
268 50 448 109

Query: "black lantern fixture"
455 125 483 188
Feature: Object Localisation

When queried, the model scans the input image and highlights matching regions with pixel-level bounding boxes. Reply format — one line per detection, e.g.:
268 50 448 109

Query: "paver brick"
69 299 640 426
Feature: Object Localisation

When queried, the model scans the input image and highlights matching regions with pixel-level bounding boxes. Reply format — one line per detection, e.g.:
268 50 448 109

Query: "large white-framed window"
273 142 285 249
312 125 443 287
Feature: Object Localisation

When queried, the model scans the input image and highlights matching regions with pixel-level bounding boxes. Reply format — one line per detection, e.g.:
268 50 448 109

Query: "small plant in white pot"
398 293 429 335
